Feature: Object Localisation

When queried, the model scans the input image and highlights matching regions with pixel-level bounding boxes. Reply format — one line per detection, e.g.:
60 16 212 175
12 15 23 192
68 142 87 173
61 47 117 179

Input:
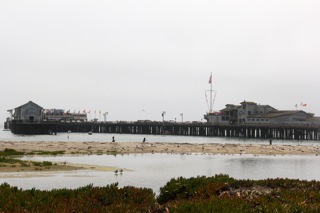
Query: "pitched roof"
306 117 320 121
15 101 43 110
255 105 277 110
240 101 257 105
248 110 308 119
220 105 241 111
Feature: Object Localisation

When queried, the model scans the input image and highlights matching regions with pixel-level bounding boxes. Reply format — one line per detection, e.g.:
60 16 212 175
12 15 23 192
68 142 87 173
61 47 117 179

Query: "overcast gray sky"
1 0 319 123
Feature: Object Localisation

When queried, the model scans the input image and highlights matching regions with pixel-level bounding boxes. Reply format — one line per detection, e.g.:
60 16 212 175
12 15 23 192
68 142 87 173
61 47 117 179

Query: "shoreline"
0 141 320 173
0 141 319 155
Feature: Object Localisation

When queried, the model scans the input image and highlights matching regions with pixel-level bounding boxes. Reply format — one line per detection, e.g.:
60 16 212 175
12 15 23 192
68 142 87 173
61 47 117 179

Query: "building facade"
204 101 318 126
12 101 43 122
7 101 87 123
43 109 87 122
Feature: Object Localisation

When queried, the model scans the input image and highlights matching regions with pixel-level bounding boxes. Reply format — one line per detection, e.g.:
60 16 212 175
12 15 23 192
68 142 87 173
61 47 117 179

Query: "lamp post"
103 112 108 122
180 113 183 122
162 111 166 122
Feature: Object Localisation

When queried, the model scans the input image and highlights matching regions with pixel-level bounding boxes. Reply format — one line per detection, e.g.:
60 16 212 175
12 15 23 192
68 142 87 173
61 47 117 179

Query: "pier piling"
8 120 320 140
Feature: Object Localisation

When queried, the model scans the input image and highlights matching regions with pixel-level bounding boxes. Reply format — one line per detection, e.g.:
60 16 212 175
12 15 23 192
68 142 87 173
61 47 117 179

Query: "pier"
8 120 320 140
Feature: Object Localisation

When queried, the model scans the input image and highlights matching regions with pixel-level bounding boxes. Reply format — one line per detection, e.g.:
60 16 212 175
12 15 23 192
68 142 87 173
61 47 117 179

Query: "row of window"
247 119 269 122
238 111 265 116
221 117 270 122
225 110 267 116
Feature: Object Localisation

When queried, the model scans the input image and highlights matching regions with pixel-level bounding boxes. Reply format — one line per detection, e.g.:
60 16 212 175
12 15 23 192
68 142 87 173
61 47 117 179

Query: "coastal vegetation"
1 174 320 212
0 148 72 172
0 148 65 156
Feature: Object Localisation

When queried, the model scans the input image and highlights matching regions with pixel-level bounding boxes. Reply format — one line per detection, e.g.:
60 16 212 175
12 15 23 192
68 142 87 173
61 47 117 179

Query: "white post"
209 72 212 112
180 113 183 122
104 112 108 122
162 111 166 122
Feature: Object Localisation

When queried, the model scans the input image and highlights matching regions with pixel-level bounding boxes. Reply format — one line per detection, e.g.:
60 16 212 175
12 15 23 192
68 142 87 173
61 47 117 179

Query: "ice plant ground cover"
1 174 320 212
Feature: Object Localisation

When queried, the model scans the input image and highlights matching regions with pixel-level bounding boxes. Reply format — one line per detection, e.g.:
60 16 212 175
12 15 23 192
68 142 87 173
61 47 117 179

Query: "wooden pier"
8 120 320 140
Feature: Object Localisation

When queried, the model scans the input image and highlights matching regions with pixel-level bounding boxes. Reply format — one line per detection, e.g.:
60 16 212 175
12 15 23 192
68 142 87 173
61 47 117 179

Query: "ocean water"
1 153 320 194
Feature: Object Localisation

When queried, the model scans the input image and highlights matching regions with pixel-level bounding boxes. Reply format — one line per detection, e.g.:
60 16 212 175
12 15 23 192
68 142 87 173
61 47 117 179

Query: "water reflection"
0 154 320 194
226 156 316 180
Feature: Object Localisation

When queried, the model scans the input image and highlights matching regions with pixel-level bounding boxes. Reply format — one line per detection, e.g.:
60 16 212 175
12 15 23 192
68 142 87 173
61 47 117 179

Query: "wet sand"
0 161 125 173
0 141 320 155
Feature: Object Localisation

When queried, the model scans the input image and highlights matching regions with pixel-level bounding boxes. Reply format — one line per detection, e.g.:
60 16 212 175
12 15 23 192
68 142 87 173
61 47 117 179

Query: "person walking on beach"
112 136 115 142
143 137 146 143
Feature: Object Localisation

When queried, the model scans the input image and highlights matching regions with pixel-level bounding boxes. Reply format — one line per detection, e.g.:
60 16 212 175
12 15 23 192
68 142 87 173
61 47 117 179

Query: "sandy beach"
1 141 320 155
1 141 320 173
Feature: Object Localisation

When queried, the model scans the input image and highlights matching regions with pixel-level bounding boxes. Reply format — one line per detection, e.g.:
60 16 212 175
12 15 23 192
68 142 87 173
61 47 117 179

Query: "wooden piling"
8 120 320 140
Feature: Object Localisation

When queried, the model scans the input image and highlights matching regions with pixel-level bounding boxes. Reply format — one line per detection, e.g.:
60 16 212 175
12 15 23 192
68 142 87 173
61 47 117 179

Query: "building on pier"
10 101 44 122
5 101 87 125
43 109 87 122
4 101 320 140
205 100 319 126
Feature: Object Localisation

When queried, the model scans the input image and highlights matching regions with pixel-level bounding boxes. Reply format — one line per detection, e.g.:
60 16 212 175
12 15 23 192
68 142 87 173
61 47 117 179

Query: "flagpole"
210 72 212 112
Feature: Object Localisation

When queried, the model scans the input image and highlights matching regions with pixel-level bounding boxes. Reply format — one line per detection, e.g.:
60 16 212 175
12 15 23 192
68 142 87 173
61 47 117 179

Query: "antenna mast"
206 72 216 113
209 72 213 112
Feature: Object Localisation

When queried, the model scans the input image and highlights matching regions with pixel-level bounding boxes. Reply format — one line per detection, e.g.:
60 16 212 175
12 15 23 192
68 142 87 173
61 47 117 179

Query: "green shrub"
0 148 65 157
2 175 320 212
32 161 52 167
0 183 156 212
0 157 21 164
161 176 320 212
29 150 65 155
0 149 24 156
157 174 235 204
